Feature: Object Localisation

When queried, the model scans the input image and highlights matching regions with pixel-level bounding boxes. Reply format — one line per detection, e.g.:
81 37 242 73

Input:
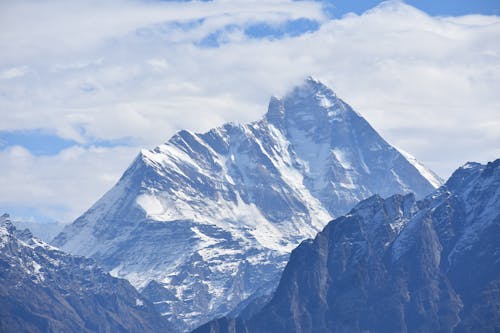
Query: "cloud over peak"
0 0 499 222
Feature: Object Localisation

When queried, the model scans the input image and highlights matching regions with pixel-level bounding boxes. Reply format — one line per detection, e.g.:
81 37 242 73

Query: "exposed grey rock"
194 159 499 333
0 214 172 333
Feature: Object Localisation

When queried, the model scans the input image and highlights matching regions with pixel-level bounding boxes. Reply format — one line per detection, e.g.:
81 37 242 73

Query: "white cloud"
0 66 28 80
0 145 138 222
0 0 326 63
0 0 499 222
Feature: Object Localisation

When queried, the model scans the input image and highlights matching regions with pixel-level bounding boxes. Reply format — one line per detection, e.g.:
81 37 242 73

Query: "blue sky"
0 129 132 156
319 0 500 17
1 0 499 223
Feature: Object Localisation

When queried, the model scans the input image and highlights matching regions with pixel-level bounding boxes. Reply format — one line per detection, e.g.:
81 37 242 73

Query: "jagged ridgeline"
52 77 442 331
194 159 500 333
0 214 173 333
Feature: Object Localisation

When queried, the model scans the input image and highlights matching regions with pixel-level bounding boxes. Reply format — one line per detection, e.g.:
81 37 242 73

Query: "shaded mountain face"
52 77 440 331
0 214 171 333
194 159 500 333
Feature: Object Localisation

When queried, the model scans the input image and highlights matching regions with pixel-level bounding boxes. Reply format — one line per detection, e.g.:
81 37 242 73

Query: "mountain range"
194 159 500 333
52 77 442 331
0 214 172 333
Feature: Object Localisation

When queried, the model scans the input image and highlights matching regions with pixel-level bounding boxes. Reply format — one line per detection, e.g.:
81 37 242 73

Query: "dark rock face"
0 215 172 333
194 159 500 333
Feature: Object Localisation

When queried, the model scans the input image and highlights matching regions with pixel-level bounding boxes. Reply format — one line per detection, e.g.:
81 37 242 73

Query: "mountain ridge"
53 77 442 331
0 213 172 333
193 159 500 333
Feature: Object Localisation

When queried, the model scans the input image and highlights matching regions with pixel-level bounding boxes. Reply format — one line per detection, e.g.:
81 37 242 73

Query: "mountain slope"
194 159 500 333
0 214 171 333
53 77 441 331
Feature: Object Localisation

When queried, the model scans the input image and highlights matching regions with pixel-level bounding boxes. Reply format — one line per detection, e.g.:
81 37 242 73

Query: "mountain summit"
53 77 441 331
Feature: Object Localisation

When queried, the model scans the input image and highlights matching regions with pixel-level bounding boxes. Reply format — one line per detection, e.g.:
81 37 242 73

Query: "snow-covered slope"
53 77 441 331
194 159 500 333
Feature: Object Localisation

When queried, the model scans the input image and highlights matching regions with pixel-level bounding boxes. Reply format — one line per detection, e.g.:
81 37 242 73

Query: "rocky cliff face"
52 77 441 331
194 159 500 333
0 214 171 333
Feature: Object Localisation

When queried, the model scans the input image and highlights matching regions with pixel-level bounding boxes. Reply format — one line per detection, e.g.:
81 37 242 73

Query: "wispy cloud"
0 0 326 62
0 66 29 80
0 0 499 222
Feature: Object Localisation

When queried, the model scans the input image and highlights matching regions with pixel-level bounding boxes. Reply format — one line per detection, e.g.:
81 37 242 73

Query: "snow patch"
331 148 352 169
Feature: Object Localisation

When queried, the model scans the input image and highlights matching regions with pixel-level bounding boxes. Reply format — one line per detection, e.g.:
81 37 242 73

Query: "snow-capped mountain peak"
269 77 345 128
53 77 441 332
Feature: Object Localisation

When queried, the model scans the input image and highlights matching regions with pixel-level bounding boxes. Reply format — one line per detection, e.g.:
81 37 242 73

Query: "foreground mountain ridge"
194 159 500 333
53 77 441 331
0 214 171 333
